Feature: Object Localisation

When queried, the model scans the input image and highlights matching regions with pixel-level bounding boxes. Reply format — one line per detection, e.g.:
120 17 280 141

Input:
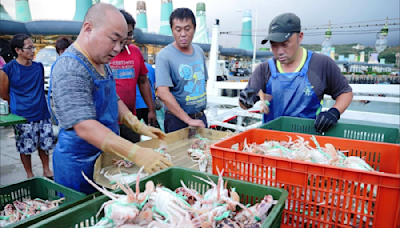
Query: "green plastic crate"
0 177 87 228
259 116 400 143
31 167 288 228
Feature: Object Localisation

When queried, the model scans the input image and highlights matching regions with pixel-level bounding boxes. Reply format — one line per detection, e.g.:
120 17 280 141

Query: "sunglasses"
127 31 135 40
21 46 37 51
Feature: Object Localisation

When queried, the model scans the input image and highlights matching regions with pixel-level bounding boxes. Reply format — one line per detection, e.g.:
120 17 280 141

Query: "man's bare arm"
332 91 353 114
74 100 129 149
73 119 112 150
138 75 155 112
138 75 157 125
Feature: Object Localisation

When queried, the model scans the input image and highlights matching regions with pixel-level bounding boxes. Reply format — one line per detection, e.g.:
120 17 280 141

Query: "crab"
82 166 154 227
148 186 194 227
155 143 172 162
234 195 277 225
187 168 253 227
112 159 134 168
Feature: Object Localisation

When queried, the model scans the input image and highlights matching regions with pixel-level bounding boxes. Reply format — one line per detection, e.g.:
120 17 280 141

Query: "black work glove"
314 108 340 133
239 87 260 109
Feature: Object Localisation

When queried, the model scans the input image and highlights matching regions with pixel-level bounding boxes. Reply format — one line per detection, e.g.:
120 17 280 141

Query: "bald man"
49 3 172 194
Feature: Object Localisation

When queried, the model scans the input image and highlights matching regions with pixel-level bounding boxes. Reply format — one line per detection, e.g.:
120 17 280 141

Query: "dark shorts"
136 108 160 128
119 124 140 143
13 118 55 155
164 111 208 133
136 108 149 125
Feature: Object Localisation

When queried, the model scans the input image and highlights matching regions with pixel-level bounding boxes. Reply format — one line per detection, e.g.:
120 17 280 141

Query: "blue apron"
48 52 119 194
264 51 321 123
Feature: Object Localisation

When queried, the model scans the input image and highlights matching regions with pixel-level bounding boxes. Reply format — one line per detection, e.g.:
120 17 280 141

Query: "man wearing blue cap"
239 13 353 133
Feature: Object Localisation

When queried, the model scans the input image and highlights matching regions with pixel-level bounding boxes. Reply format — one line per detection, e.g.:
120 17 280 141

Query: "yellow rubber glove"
138 124 166 140
120 111 166 140
101 131 173 174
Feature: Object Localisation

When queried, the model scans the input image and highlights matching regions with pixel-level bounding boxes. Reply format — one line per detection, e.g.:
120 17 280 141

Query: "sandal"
45 176 54 180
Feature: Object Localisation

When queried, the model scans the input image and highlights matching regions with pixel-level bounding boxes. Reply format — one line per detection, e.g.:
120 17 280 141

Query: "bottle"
0 98 9 115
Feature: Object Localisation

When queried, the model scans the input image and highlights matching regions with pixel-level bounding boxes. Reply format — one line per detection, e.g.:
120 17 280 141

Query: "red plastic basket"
210 129 400 228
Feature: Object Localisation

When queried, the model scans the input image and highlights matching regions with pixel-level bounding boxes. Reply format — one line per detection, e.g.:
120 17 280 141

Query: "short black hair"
119 9 136 27
169 8 196 29
55 36 73 55
0 39 15 62
10 34 31 57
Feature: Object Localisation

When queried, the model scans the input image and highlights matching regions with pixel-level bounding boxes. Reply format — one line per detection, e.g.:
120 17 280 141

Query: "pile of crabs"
104 145 172 190
106 135 220 187
186 134 233 174
0 197 64 226
83 167 277 228
237 135 376 172
188 133 377 174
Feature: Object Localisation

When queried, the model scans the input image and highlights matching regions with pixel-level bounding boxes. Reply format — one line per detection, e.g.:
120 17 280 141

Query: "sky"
1 0 399 50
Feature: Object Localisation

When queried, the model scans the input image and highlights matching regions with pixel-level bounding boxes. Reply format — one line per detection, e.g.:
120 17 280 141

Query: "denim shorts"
13 118 55 154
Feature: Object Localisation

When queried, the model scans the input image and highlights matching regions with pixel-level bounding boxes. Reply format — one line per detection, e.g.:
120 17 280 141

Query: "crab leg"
81 171 117 201
116 166 135 197
192 176 216 188
96 200 115 218
180 180 203 202
136 166 145 197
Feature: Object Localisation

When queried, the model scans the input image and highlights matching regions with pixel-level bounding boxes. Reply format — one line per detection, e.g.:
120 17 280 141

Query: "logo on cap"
285 33 291 38
271 25 278 30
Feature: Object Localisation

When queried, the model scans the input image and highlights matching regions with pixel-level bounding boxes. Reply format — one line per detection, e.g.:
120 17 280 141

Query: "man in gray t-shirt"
156 8 208 133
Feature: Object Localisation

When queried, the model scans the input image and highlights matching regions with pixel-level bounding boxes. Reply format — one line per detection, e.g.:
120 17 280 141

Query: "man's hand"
148 110 157 127
259 90 272 114
239 87 260 109
154 97 163 110
260 103 270 114
139 125 166 140
187 119 205 128
314 108 340 133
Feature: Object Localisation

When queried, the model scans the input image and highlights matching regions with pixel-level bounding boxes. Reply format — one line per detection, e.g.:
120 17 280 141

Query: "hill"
301 44 399 65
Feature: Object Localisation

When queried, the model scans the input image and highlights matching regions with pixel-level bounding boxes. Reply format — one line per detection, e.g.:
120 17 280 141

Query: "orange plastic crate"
210 129 400 228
